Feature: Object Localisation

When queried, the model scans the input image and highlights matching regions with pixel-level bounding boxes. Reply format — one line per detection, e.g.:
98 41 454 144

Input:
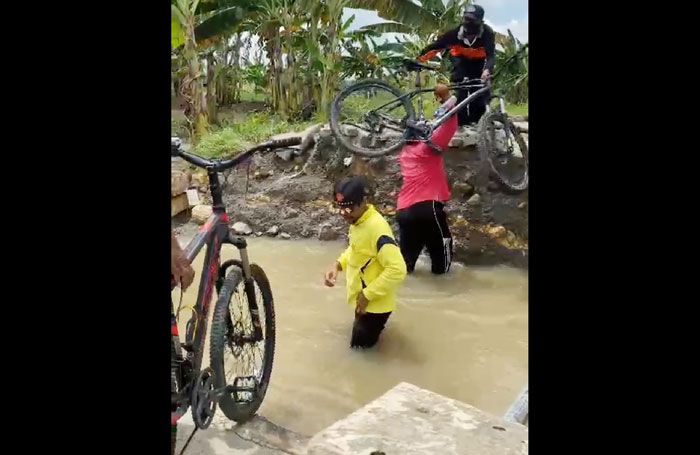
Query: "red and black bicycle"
170 136 300 453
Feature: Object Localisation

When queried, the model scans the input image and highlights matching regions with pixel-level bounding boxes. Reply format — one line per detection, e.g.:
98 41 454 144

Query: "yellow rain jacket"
337 205 407 313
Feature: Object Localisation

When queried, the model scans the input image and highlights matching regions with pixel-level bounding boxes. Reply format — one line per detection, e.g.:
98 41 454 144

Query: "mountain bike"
170 136 300 453
330 58 528 192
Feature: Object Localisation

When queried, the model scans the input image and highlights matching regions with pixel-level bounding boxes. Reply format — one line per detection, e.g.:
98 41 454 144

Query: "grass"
194 111 318 159
506 103 528 117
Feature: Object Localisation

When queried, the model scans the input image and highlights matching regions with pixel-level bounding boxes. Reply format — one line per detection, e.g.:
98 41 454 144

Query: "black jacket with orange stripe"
418 24 496 82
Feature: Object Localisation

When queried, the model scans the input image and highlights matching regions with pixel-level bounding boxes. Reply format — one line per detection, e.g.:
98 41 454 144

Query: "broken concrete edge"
306 382 528 455
175 413 311 455
503 384 528 425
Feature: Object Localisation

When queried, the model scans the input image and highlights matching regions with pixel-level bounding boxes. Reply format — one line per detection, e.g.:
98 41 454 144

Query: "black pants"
351 311 391 348
398 200 453 274
456 86 488 126
452 71 488 126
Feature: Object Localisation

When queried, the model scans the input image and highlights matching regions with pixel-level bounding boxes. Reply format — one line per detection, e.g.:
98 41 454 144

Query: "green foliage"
194 112 316 158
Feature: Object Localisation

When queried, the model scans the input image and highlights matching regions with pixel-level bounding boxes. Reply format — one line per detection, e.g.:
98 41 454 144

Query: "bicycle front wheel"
331 79 414 157
209 264 276 423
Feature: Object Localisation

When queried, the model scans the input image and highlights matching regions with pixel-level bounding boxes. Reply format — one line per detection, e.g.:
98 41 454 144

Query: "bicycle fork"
219 234 264 342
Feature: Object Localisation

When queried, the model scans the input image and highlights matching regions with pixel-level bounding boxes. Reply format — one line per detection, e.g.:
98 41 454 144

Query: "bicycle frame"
363 79 490 133
178 170 262 375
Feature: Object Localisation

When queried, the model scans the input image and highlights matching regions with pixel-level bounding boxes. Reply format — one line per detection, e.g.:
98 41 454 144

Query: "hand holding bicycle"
172 231 195 290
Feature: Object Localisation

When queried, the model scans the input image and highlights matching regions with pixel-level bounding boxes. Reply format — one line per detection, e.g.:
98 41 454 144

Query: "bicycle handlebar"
171 136 302 172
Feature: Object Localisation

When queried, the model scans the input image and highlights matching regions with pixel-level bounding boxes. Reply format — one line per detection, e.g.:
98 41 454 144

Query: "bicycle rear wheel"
330 79 414 157
209 264 276 423
476 109 529 192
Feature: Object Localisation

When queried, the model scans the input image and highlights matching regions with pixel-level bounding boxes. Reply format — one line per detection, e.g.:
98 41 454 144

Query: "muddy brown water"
172 236 527 436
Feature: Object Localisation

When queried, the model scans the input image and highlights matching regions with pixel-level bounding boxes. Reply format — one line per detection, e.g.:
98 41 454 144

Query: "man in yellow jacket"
324 176 407 348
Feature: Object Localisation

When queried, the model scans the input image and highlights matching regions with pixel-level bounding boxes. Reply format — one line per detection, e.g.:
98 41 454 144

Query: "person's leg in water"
423 201 453 274
351 311 392 348
400 201 452 274
398 208 426 273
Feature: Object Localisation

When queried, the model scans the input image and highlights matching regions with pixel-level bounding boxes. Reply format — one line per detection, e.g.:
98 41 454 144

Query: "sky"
343 0 528 43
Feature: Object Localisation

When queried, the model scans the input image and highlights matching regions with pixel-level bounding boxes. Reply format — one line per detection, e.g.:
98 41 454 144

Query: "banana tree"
350 0 468 38
494 30 528 104
171 0 257 138
172 0 209 141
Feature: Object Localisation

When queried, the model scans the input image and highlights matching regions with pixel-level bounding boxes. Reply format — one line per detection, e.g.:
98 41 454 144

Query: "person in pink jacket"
396 85 459 274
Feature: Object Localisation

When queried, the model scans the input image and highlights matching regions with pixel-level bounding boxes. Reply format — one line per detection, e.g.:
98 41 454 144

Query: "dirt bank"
173 127 528 268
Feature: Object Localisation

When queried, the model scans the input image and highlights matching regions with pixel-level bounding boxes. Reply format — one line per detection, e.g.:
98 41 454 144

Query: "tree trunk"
231 33 243 103
206 53 217 124
182 17 208 141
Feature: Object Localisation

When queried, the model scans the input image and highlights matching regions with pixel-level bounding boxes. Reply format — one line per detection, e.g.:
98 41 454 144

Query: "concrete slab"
306 382 528 455
175 412 310 455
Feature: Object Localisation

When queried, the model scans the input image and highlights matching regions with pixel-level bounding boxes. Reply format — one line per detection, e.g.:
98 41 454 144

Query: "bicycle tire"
210 264 276 423
330 79 414 157
476 110 529 192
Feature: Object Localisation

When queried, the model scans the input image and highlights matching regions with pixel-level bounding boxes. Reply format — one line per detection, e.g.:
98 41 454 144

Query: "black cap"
334 175 370 207
463 4 485 22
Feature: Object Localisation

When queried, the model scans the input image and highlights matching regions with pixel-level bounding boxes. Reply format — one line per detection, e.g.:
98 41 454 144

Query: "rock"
487 225 507 238
191 204 213 224
255 231 263 237
280 233 291 240
513 121 528 133
283 209 300 219
318 224 339 241
467 193 481 206
191 171 208 189
518 201 527 210
343 156 354 167
381 206 396 216
453 182 475 199
232 221 253 236
462 135 477 146
171 170 190 196
293 165 301 171
275 149 295 161
341 125 359 137
254 170 272 180
266 225 280 236
171 193 190 218
449 137 464 148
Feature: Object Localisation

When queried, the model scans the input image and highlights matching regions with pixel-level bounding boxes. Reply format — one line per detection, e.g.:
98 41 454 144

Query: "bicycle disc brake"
191 367 217 429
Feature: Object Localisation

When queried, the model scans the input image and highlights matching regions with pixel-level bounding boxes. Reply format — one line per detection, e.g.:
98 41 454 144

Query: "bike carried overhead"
329 58 528 192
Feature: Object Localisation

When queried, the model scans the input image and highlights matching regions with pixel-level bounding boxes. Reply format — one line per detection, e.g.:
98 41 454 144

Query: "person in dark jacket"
417 4 495 127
